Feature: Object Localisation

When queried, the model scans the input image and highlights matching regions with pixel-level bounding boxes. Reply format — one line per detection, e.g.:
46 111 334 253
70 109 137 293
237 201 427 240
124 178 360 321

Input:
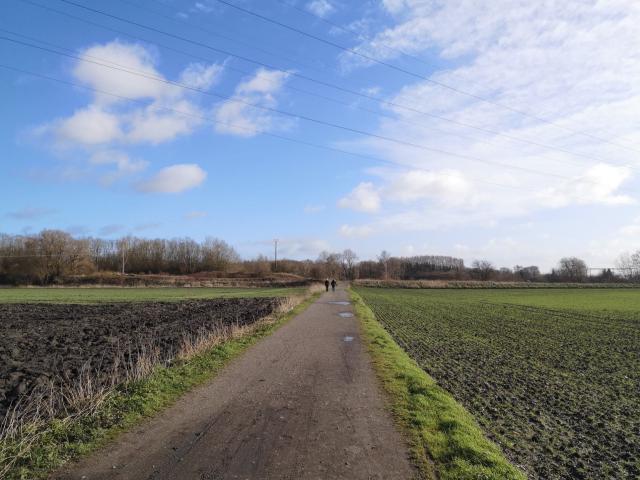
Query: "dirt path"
53 287 416 479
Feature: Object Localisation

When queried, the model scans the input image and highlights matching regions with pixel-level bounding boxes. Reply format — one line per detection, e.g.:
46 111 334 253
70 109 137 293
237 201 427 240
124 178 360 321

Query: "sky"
1 0 640 271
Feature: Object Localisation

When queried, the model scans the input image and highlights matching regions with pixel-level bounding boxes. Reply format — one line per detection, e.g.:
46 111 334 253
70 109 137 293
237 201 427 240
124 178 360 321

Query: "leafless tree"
378 250 391 279
616 251 640 280
341 249 358 280
471 259 495 281
556 257 588 282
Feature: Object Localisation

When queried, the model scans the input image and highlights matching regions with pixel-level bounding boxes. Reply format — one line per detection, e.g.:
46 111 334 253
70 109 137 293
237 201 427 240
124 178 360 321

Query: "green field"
0 286 306 303
355 287 640 480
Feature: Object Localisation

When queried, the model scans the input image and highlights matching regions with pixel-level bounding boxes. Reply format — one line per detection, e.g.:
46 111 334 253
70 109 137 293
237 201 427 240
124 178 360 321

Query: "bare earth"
53 287 416 480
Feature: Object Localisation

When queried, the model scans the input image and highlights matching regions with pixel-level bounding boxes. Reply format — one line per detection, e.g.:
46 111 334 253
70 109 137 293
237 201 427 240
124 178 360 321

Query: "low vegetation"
354 279 640 289
350 289 524 480
355 287 640 479
0 288 321 479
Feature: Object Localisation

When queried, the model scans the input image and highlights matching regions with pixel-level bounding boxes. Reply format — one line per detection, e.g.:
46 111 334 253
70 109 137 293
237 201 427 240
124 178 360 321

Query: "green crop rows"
355 287 640 480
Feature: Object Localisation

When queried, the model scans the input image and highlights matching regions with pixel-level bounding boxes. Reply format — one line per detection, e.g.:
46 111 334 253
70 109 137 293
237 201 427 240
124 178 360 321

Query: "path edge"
349 288 526 480
3 291 322 480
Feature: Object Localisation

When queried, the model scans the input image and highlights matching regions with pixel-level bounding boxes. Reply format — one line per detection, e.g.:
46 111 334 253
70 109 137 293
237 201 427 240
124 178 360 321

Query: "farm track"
356 287 640 480
53 287 416 480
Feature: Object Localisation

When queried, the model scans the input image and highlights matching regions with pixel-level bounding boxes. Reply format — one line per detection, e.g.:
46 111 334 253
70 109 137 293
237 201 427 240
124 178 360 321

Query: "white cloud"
73 40 171 105
307 0 335 18
537 164 634 208
89 150 148 185
385 169 473 205
179 63 223 90
278 238 331 257
337 0 640 238
34 40 225 191
45 41 223 148
339 224 374 237
215 68 291 137
137 164 207 193
125 100 202 145
56 106 122 145
193 2 214 13
337 182 381 212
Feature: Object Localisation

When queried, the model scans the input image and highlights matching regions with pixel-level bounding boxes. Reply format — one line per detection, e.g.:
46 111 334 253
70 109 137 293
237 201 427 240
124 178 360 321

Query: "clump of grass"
350 289 525 480
0 291 319 480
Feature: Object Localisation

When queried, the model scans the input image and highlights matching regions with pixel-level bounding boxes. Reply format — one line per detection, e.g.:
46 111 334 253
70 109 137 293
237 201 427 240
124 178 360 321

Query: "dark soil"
0 298 282 419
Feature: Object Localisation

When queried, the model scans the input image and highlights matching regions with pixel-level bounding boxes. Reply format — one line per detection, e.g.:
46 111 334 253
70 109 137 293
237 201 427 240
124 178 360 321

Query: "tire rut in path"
53 287 416 480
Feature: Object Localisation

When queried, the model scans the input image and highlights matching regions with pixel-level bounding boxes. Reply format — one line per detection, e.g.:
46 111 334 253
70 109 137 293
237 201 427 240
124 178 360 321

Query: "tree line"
1 230 638 284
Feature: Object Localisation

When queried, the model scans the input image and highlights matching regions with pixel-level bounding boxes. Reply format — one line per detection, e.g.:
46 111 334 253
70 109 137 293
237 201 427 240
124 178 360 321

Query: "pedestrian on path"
331 279 337 291
324 279 330 292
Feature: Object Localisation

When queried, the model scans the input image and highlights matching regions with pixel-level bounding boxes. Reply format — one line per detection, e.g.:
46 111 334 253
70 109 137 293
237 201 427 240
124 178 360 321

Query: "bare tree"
117 236 132 275
616 250 640 280
471 259 495 281
378 250 391 279
341 249 358 280
556 257 588 282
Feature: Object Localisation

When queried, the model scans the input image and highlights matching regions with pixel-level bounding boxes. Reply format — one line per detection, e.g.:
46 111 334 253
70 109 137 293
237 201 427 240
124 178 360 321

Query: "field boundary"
354 279 640 289
350 288 526 480
0 290 321 480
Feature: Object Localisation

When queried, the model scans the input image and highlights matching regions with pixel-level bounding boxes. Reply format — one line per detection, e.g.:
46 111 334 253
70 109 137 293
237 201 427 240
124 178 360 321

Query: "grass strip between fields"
350 288 526 480
1 291 321 480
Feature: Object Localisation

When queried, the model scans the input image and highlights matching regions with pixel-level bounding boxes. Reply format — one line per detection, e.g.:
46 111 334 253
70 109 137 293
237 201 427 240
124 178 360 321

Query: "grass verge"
350 288 525 480
1 291 321 480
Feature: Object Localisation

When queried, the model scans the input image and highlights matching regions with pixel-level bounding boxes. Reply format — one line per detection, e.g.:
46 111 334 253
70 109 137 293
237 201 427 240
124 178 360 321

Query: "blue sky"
2 0 640 270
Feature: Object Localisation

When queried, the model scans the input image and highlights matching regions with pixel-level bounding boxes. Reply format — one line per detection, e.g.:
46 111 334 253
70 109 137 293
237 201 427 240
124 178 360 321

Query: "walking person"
331 279 337 292
324 279 330 292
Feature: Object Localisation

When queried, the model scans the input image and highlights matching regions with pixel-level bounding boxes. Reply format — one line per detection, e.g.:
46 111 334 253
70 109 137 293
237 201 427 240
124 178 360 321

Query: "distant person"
331 279 337 291
324 279 330 292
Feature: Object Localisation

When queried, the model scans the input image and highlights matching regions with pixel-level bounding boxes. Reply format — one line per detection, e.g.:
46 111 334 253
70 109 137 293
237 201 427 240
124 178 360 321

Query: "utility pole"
274 238 278 272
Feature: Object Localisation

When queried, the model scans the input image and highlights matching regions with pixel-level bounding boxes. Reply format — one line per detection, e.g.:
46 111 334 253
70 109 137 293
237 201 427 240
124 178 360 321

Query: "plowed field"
0 298 282 419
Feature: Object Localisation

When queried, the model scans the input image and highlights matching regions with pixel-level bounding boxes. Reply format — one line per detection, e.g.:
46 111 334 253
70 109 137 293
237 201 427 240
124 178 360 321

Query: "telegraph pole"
274 238 279 272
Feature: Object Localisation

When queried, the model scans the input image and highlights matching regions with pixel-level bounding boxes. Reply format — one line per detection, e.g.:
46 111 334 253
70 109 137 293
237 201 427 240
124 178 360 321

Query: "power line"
274 0 432 69
21 0 637 169
1 35 596 183
18 0 637 176
115 0 330 75
205 0 640 155
16 0 637 172
5 27 606 173
0 62 537 193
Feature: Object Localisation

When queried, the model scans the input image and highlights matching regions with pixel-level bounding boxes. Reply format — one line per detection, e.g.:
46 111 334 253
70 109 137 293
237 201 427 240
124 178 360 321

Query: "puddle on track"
328 301 351 306
343 336 354 342
338 312 354 318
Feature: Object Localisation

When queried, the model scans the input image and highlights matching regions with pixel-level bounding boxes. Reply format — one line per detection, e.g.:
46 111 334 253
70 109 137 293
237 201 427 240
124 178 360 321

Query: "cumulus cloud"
33 40 224 193
43 41 223 149
89 150 148 185
307 0 335 18
137 164 207 194
56 106 122 145
337 182 381 212
215 68 291 137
